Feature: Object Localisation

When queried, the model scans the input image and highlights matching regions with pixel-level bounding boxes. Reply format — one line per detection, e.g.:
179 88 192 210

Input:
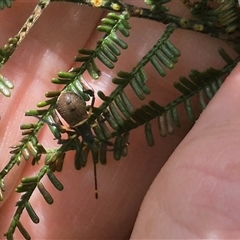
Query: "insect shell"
56 91 95 145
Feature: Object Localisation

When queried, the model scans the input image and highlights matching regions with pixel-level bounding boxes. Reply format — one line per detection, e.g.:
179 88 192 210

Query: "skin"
0 1 239 239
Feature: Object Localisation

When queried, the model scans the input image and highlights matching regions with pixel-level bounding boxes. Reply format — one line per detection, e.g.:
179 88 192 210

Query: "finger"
0 2 103 236
0 3 193 239
131 63 240 238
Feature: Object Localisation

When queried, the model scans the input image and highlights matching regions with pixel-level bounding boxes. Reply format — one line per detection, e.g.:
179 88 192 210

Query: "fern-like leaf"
75 12 130 78
6 163 64 239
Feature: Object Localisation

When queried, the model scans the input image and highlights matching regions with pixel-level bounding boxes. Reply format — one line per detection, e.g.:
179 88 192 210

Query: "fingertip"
131 63 240 239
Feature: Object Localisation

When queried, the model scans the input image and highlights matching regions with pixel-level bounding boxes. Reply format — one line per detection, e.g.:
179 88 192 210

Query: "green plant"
0 0 239 239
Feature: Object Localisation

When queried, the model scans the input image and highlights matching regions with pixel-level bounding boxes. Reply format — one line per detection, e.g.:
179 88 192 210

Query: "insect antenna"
94 162 98 199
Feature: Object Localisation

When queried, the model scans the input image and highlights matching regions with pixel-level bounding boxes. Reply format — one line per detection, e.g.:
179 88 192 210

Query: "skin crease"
0 1 239 239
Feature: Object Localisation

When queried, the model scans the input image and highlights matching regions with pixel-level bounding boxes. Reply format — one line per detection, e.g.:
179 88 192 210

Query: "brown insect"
36 89 101 198
56 90 95 145
55 89 101 198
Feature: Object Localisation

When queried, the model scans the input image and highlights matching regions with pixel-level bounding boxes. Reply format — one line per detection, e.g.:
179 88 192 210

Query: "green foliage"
76 12 130 76
0 0 239 239
144 0 170 12
0 74 13 96
0 0 12 10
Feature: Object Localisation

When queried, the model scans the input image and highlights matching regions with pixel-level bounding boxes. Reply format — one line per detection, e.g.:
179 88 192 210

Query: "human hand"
0 1 238 239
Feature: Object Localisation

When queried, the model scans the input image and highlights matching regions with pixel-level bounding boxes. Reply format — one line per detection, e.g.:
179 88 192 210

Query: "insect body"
56 90 95 145
54 90 100 198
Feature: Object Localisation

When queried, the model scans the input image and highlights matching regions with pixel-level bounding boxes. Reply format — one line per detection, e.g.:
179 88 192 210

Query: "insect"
55 89 96 145
54 89 102 198
35 87 103 198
